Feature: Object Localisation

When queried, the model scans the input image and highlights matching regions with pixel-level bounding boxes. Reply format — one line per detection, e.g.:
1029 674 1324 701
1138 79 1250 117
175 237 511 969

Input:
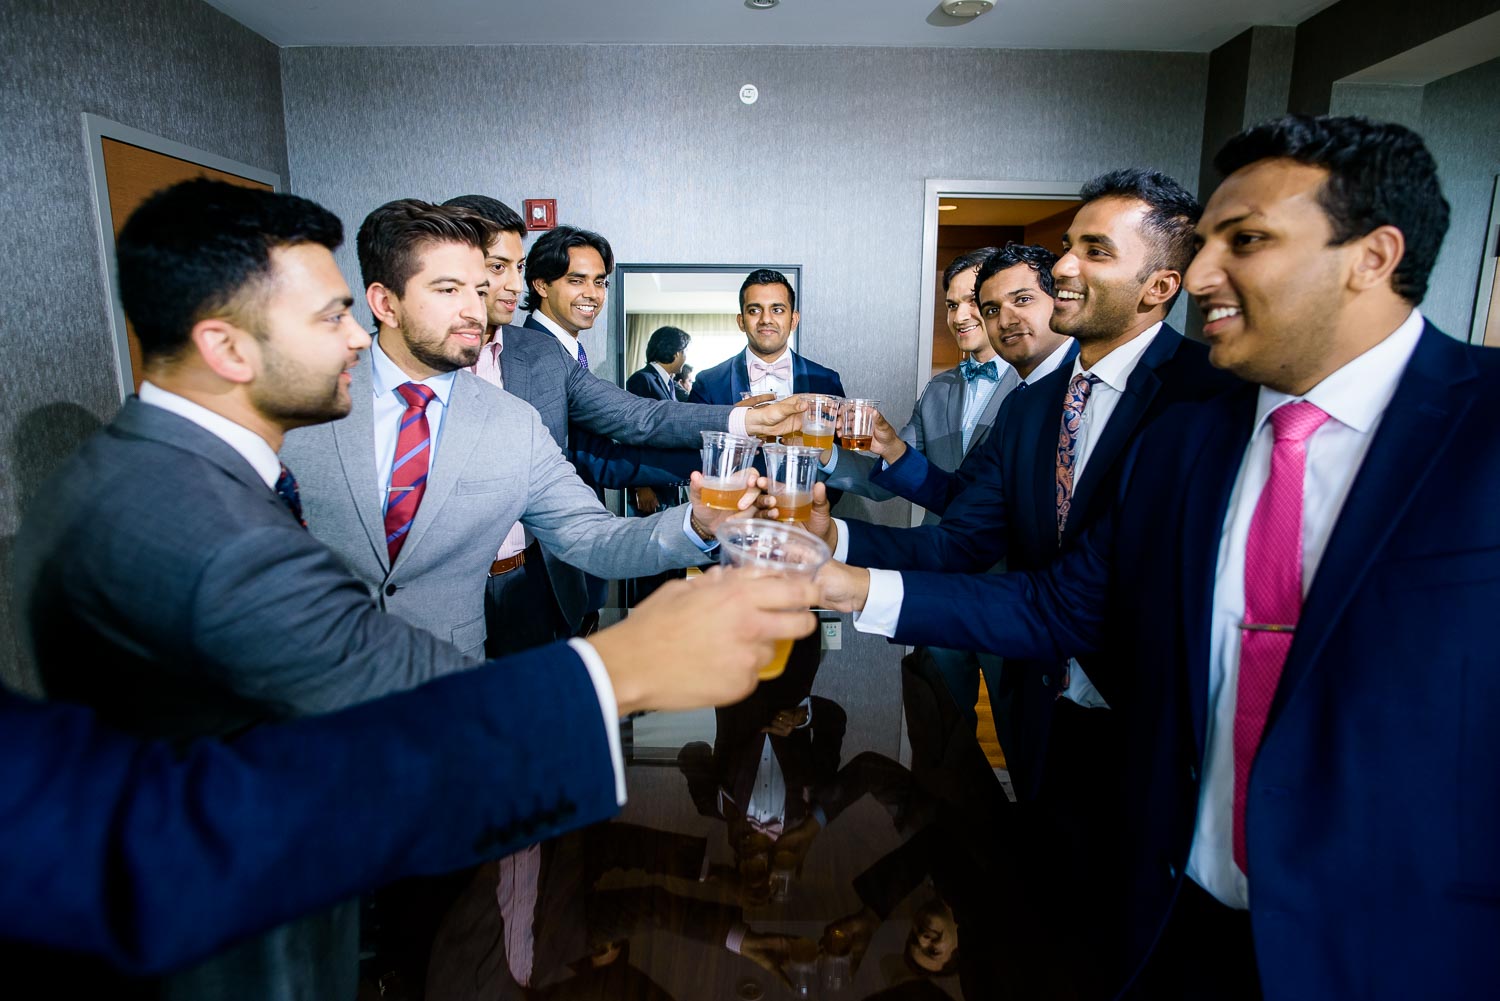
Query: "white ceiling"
624 270 798 314
202 0 1340 52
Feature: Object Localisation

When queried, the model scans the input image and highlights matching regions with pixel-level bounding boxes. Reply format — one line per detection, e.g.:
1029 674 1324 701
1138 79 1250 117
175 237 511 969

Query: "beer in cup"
717 521 830 680
699 431 760 510
761 443 820 524
800 394 840 451
839 398 880 451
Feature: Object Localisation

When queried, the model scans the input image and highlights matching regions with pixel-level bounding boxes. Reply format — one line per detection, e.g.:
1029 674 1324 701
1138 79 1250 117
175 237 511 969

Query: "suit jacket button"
1188 763 1199 783
384 584 398 596
1040 674 1051 687
1167 863 1178 880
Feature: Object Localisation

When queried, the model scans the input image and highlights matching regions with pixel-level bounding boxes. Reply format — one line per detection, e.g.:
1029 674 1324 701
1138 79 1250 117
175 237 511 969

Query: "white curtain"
625 313 744 381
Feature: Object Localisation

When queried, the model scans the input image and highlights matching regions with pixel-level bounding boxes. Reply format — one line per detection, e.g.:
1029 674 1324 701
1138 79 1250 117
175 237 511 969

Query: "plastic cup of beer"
717 521 831 680
839 398 880 451
700 431 761 511
761 443 820 524
801 394 840 452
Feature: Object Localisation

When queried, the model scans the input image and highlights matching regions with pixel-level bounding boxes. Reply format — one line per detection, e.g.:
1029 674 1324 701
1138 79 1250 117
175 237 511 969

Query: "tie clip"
1240 622 1295 633
387 485 418 494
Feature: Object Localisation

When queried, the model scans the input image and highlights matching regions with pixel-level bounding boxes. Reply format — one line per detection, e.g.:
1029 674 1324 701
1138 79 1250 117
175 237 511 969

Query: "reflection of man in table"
426 822 801 1000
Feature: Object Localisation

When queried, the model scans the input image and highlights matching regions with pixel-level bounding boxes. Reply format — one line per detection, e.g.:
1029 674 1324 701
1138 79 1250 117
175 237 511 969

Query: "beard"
253 348 351 430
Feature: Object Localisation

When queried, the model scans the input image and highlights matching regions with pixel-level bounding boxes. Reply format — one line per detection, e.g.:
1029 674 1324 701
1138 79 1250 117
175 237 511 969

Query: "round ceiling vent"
745 0 779 9
941 0 995 16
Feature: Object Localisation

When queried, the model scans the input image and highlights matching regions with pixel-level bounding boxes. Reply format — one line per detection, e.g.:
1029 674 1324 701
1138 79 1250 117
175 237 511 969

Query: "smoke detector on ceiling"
745 0 779 9
940 0 994 16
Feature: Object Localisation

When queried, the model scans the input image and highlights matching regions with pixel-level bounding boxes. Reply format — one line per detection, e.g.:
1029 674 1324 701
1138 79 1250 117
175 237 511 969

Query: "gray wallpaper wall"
281 44 1209 528
0 0 288 683
1331 59 1500 340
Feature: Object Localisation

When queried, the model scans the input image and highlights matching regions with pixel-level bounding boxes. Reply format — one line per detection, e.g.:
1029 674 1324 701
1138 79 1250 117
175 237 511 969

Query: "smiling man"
816 115 1500 1000
690 268 844 404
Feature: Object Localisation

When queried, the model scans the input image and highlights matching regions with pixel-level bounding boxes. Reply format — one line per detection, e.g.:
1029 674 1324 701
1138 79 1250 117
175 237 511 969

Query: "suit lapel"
790 351 810 394
945 374 968 463
964 366 1019 458
399 373 485 567
1179 387 1259 754
730 352 750 400
1033 375 1071 552
499 324 532 401
333 358 389 570
1269 326 1477 726
1067 327 1180 527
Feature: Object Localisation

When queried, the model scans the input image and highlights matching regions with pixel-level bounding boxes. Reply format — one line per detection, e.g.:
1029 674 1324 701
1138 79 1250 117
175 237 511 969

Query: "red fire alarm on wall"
523 198 556 232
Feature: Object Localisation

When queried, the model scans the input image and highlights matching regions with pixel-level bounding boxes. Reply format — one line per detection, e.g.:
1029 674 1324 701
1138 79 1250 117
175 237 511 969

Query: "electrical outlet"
821 620 842 650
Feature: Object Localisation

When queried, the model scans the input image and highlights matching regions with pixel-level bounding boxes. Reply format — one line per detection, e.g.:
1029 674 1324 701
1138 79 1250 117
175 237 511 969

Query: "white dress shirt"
846 323 1164 708
527 309 584 364
138 381 283 488
1015 337 1075 388
369 337 458 513
746 346 794 400
1190 308 1424 909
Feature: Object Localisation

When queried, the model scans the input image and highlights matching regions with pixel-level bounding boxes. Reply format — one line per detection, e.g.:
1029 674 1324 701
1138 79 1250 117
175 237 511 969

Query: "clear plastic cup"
717 521 830 680
761 444 821 524
699 431 761 510
800 394 842 451
839 398 880 451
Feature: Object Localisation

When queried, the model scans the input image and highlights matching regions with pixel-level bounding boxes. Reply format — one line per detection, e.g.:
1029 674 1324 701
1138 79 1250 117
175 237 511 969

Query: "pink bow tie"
749 356 792 383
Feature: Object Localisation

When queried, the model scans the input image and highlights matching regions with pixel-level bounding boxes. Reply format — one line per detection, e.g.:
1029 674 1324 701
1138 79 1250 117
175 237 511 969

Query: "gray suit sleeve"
518 412 713 575
566 363 735 448
190 526 476 714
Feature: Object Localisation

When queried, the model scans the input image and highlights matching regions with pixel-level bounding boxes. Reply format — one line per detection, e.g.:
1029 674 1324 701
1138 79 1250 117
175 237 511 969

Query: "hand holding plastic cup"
717 521 831 680
839 398 881 451
700 431 761 510
761 443 821 524
800 394 841 452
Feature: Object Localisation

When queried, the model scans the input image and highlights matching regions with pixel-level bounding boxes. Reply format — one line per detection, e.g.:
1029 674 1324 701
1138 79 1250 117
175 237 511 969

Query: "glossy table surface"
422 635 1061 1001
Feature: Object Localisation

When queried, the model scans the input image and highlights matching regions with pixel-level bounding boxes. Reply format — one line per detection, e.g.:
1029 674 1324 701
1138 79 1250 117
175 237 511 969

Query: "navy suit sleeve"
865 448 953 511
0 641 617 975
567 426 698 489
891 503 1113 663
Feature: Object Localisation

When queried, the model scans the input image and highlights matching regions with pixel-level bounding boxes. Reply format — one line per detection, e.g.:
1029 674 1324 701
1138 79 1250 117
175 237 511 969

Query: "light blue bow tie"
959 358 999 383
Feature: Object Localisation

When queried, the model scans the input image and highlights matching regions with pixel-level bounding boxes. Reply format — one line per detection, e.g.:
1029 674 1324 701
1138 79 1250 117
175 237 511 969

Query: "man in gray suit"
281 199 770 662
13 180 817 1000
442 195 802 655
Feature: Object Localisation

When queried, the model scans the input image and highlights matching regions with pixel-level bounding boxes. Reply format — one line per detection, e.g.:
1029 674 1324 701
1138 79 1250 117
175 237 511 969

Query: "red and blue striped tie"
384 382 436 562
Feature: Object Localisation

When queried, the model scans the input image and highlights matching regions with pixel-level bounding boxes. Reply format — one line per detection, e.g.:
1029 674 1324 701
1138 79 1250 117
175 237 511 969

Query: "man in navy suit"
821 115 1498 1000
624 324 693 516
806 173 1237 991
689 268 846 405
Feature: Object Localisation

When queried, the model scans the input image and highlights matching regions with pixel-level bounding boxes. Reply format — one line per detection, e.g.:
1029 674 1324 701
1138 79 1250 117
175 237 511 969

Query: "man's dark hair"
356 199 498 297
942 247 999 292
645 325 691 364
1079 168 1201 295
1215 114 1449 304
522 226 614 311
441 194 526 239
974 242 1059 299
739 268 796 312
116 178 343 362
678 364 694 378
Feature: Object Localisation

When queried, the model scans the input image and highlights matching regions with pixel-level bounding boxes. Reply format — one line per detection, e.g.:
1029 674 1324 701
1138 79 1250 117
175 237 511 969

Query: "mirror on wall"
609 264 802 394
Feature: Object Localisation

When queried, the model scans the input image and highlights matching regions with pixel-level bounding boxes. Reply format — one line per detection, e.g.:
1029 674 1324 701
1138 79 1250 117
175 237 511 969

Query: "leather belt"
488 552 527 577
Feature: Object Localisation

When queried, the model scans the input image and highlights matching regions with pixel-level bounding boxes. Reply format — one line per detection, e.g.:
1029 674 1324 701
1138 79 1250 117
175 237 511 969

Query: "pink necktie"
1232 401 1330 874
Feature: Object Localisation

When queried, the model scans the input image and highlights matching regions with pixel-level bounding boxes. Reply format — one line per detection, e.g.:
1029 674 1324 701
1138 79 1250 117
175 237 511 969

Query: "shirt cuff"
568 638 628 806
682 505 719 554
724 922 751 955
727 408 748 437
1060 659 1112 710
851 569 903 637
820 444 840 475
832 518 850 563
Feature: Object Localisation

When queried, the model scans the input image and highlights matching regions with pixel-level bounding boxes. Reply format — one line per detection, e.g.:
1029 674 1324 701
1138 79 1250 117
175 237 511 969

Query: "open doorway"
916 180 1082 399
931 196 1080 374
